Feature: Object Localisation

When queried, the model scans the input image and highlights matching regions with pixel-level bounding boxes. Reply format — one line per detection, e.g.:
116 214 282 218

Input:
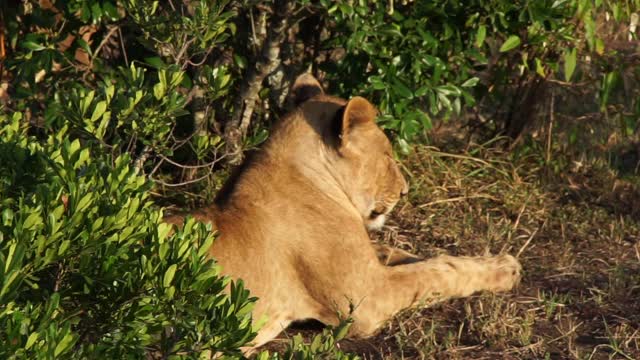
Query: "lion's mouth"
369 209 385 219
366 207 388 231
369 204 387 219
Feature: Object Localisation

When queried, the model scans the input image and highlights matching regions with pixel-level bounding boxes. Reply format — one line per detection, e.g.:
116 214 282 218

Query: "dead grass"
359 140 640 359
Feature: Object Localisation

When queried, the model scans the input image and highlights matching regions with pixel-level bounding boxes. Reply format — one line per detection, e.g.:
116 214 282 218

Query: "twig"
117 27 129 67
150 168 214 187
156 153 222 169
149 157 165 178
516 226 540 258
89 25 119 69
174 36 196 66
249 8 259 51
53 263 64 292
546 90 555 164
417 194 497 208
133 145 151 173
429 151 493 167
184 47 214 68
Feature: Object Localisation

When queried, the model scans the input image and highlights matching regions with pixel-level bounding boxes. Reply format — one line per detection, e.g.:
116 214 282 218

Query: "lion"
165 74 521 350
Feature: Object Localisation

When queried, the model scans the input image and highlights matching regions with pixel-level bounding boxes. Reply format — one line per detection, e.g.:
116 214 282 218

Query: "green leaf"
475 25 487 48
75 38 92 57
23 212 42 230
0 272 19 297
78 148 90 167
333 321 351 341
563 48 577 82
25 332 38 349
5 243 16 272
436 84 461 96
81 91 95 116
103 2 119 20
145 57 166 69
165 286 175 299
461 77 480 88
58 240 70 256
163 264 177 287
105 85 115 103
535 58 546 77
392 80 414 99
69 139 81 156
22 41 46 51
2 208 14 226
91 101 107 123
76 193 93 212
499 35 521 52
153 82 165 100
91 2 103 21
234 54 247 69
157 223 172 243
54 333 75 357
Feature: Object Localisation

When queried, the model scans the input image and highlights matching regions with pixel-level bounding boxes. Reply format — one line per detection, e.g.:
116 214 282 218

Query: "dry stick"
508 195 531 244
417 194 498 208
175 37 196 68
133 146 151 173
156 153 222 169
88 25 119 70
150 163 216 187
224 0 293 164
546 90 555 164
516 224 541 258
117 27 129 67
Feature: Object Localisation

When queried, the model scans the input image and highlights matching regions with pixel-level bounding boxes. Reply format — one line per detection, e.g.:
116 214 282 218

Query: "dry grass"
357 140 640 359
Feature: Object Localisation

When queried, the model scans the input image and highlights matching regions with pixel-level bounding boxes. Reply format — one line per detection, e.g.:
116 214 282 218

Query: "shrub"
5 0 637 167
0 112 257 358
319 0 639 144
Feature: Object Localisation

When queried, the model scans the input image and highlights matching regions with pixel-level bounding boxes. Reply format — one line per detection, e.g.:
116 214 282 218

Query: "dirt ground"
265 136 640 359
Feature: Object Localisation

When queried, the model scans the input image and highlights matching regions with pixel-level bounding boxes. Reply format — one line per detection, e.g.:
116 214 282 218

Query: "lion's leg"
372 243 423 266
349 254 521 337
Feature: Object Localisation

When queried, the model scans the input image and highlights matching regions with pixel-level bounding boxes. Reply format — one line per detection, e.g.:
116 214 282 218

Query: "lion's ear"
290 73 324 105
338 96 378 149
342 96 377 132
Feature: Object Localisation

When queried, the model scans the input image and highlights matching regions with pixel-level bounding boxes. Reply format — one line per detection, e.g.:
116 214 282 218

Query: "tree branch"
224 0 294 164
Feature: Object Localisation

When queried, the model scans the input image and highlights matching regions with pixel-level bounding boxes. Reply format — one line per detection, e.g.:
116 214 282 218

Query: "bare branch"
150 164 215 187
117 27 129 67
134 145 152 173
156 153 224 169
89 25 120 70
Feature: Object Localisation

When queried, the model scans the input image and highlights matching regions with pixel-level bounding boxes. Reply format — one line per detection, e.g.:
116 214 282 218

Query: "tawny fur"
165 74 521 350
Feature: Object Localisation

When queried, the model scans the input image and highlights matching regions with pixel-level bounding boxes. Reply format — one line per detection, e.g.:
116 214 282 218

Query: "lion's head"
288 74 408 230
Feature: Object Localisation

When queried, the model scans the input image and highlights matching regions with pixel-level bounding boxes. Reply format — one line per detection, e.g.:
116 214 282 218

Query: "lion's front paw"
486 254 522 292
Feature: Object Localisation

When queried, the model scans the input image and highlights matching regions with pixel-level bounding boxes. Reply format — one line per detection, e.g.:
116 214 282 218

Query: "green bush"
0 113 257 358
320 0 639 144
5 0 637 165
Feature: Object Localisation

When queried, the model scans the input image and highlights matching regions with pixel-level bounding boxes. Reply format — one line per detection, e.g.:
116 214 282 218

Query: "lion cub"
167 74 521 349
